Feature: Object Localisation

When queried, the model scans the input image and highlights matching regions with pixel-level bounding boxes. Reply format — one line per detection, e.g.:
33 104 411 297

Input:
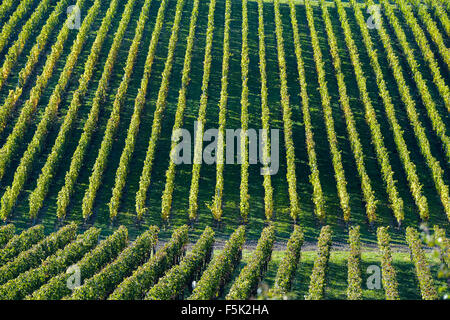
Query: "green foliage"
187 0 217 221
272 0 300 221
286 0 325 220
256 0 273 220
109 225 189 300
319 0 377 222
347 226 362 300
0 0 88 135
305 225 332 300
0 227 100 300
69 226 158 300
57 0 152 219
29 0 135 220
0 225 45 266
134 0 187 221
226 225 275 300
306 0 350 221
335 0 404 223
353 0 449 221
0 0 56 91
421 225 449 299
209 0 231 222
379 0 450 162
0 0 36 53
0 225 15 249
406 227 438 299
28 226 129 300
377 227 400 300
0 0 101 219
146 227 214 300
190 226 245 299
271 225 303 294
160 0 200 221
0 223 78 286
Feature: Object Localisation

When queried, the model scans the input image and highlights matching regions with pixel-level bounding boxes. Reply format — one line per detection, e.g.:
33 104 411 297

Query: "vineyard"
0 0 448 300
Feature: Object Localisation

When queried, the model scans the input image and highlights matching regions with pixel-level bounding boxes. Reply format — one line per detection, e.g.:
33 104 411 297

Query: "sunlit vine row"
160 0 200 221
406 227 438 300
335 0 404 223
339 0 429 221
347 226 362 300
0 0 87 134
129 0 186 221
109 225 188 300
307 0 351 221
360 0 449 220
146 227 214 300
392 0 450 109
28 0 130 219
190 226 245 300
256 0 274 220
287 0 325 221
0 0 35 53
377 227 400 300
0 0 103 220
226 225 275 300
0 0 56 91
305 225 332 300
273 0 300 221
380 0 450 159
187 0 216 221
56 0 153 219
320 0 377 222
0 227 100 300
70 227 159 300
82 0 168 220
